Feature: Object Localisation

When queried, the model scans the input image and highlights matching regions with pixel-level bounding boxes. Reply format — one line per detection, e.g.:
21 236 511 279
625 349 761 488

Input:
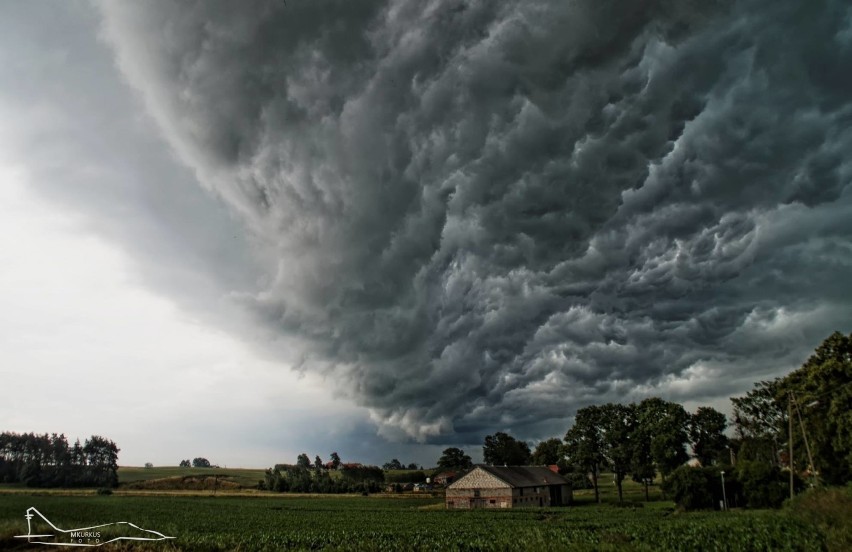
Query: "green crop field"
0 492 833 551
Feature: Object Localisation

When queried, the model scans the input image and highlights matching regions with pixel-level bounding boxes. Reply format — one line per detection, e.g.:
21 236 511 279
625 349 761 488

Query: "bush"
384 471 426 484
736 460 797 509
786 485 852 552
97 488 113 495
663 465 718 510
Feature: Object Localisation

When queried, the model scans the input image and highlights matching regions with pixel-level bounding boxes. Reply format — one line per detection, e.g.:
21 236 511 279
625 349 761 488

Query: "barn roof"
454 465 569 488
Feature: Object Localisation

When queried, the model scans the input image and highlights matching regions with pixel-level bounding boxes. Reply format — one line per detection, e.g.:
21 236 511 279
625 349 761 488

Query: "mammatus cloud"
97 0 852 442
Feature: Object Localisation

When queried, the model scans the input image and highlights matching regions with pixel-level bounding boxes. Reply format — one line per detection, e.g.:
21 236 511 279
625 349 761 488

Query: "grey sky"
2 0 851 467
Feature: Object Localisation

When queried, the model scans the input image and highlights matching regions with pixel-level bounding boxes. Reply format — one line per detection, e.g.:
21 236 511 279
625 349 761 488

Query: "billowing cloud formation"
97 0 852 442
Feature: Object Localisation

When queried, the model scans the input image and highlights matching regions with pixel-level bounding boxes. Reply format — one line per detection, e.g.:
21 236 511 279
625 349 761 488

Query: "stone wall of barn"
446 468 512 509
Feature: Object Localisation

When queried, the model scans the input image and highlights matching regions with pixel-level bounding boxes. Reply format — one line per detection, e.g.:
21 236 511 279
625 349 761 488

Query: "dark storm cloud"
97 0 852 441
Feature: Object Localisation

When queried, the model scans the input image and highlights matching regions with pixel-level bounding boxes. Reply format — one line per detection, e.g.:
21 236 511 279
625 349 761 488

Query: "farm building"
445 466 572 509
433 471 459 486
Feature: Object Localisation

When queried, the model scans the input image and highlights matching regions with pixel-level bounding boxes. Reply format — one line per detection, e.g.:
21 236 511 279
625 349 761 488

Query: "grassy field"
116 466 268 490
0 492 835 551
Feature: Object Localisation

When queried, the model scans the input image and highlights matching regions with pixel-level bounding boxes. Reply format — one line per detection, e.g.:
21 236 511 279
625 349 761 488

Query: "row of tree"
434 332 851 507
382 459 422 471
261 462 385 494
0 432 119 488
437 398 725 504
294 452 342 470
178 458 215 468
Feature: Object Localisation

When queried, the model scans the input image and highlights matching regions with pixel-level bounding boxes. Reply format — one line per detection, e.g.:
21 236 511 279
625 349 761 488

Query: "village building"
432 470 458 486
445 466 572 509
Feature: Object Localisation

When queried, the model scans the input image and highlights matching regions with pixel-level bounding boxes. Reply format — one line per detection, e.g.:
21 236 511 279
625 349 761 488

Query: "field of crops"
0 493 829 551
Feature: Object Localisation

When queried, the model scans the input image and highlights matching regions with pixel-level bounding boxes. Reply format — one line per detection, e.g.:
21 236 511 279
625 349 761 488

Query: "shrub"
736 460 796 508
663 465 717 510
97 488 113 495
786 485 852 552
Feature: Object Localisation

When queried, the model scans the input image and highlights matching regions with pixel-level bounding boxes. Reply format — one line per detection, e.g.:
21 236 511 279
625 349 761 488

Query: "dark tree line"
381 459 420 470
732 331 852 485
0 432 119 488
261 452 385 494
432 334 849 510
262 464 384 494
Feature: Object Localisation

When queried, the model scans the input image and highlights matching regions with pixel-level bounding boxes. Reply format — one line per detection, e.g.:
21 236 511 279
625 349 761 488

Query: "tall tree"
483 432 531 466
630 419 656 502
600 403 636 504
329 452 341 470
436 447 472 471
637 398 690 480
731 380 785 467
689 407 729 466
192 457 211 468
530 438 563 466
383 459 404 470
314 455 324 471
296 453 311 469
779 331 852 484
564 405 606 503
82 436 120 487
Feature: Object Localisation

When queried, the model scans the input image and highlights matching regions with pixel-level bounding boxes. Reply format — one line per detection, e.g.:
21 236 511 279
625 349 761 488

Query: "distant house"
433 471 457 486
446 466 572 509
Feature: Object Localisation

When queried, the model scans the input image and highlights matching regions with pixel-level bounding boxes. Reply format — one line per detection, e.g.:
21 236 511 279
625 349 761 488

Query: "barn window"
473 489 481 498
448 501 454 506
489 499 495 504
519 488 524 497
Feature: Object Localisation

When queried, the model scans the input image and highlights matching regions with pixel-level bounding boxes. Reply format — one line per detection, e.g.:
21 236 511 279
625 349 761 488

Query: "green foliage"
295 454 311 470
731 380 785 466
0 494 829 551
0 432 119 488
329 452 341 470
735 460 796 509
786 485 852 552
482 432 531 466
530 438 563 466
780 331 852 485
663 465 720 511
638 398 690 478
689 406 729 466
382 459 403 470
191 457 211 468
383 470 427 484
436 447 472 471
599 403 636 503
564 405 607 502
665 462 803 511
262 464 384 494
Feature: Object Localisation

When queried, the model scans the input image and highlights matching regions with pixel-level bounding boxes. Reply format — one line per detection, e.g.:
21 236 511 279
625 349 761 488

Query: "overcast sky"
1 0 850 468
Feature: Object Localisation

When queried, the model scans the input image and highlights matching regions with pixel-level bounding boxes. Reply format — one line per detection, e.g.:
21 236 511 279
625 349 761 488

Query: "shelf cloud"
97 0 852 442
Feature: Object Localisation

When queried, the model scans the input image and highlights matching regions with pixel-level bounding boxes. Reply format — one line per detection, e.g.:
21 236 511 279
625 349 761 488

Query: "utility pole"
792 392 817 486
788 395 794 500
